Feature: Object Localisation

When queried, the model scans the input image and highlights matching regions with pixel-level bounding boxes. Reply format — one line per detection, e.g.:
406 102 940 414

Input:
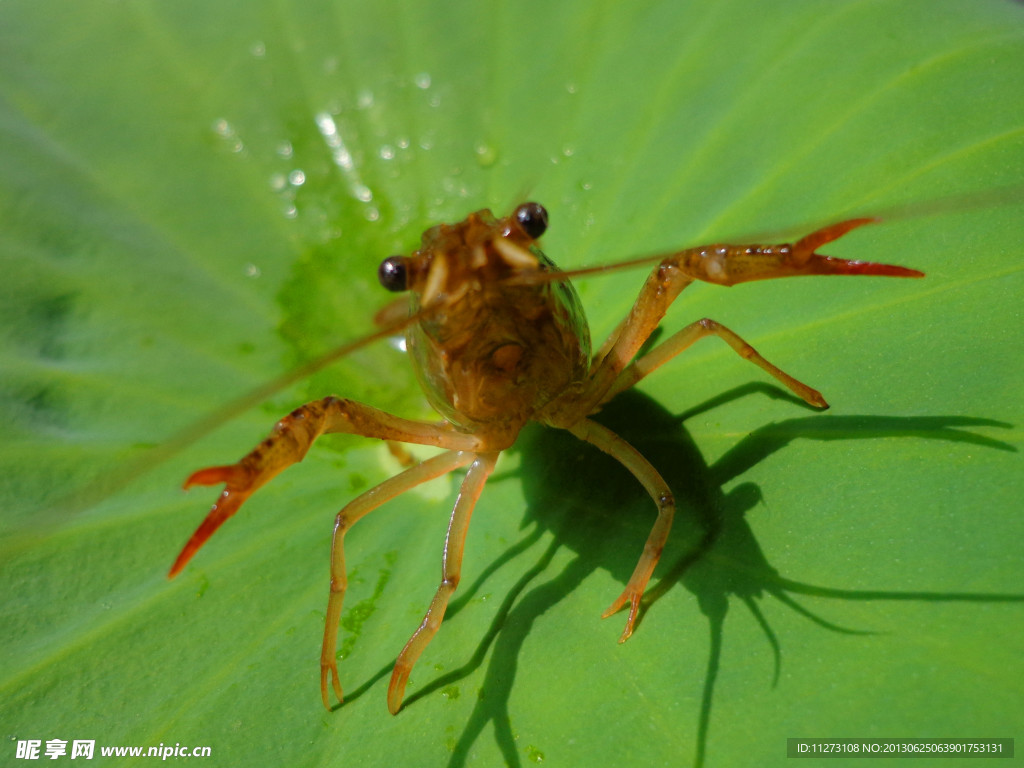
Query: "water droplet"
354 184 372 202
276 141 293 158
212 119 244 152
250 41 266 58
283 204 298 219
244 263 262 278
474 142 497 167
565 81 578 94
315 111 338 139
379 144 395 160
333 147 353 170
357 89 374 109
269 173 287 191
414 72 432 89
562 145 575 158
288 169 306 186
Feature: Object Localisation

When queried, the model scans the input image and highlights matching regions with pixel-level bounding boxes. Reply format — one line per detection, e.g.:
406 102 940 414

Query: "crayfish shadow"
513 388 720 592
427 387 750 768
425 385 1018 768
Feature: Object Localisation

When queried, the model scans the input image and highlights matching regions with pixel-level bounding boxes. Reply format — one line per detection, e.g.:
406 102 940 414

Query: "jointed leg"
568 418 673 643
170 397 484 577
387 451 499 714
602 317 827 407
570 217 921 421
321 449 478 710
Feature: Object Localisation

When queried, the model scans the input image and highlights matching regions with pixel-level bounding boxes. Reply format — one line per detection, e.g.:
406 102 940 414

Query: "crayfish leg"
171 397 485 578
567 418 673 643
386 452 498 714
604 317 828 408
319 450 476 711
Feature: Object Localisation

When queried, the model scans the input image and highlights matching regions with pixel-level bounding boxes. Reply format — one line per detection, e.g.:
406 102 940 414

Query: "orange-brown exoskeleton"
169 202 923 713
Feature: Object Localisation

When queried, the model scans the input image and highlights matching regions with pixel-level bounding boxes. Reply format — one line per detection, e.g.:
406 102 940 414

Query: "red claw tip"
167 552 190 579
183 464 244 490
807 255 925 279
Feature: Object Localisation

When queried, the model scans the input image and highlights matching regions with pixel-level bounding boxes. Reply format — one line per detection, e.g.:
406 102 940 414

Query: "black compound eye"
377 256 408 292
515 202 548 239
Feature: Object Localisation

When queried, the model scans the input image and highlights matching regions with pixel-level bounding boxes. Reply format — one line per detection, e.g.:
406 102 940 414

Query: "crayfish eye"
377 256 408 292
514 202 548 239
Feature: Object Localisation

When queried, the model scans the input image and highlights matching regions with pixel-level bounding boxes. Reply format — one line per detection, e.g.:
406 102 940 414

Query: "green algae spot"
335 551 397 659
440 684 460 701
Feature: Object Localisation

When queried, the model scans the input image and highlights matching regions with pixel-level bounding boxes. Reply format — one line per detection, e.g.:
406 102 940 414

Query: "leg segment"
321 449 477 710
170 397 484 577
568 217 922 421
387 451 499 714
603 317 828 407
567 418 673 643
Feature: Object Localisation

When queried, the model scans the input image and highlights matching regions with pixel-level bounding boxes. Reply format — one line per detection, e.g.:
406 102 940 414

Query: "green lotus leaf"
2 1 1022 766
